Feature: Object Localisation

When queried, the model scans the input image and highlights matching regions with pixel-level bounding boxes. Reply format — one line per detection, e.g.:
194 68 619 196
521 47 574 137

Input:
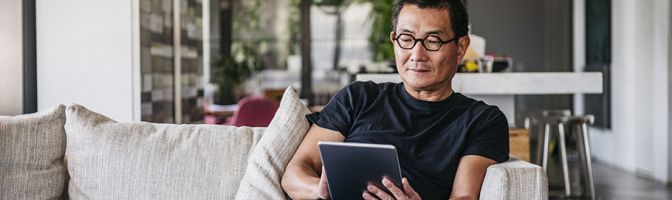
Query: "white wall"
37 0 136 121
669 0 672 182
576 0 671 183
0 0 23 115
573 0 585 115
633 0 655 179
648 0 670 182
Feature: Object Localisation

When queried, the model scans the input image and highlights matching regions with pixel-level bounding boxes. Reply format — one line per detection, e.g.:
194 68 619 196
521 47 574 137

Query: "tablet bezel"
317 141 403 199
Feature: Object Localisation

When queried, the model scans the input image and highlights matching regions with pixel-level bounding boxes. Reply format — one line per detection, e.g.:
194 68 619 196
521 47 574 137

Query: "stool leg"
574 125 588 195
580 123 596 199
535 124 545 165
527 117 540 164
558 123 571 197
542 123 551 169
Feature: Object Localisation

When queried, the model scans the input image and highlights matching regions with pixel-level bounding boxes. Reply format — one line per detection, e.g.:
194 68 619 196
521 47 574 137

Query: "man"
281 0 509 199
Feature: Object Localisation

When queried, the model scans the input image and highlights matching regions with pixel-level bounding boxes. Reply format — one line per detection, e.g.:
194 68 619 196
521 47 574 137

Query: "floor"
529 127 672 200
591 161 672 200
547 159 672 200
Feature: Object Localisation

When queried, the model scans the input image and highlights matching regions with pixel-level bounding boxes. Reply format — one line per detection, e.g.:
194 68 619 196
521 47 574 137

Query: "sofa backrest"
63 104 266 199
0 105 68 200
1 86 310 200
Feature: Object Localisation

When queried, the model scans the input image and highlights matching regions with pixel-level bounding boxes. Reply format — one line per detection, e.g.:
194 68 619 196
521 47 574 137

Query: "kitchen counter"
356 72 603 127
356 72 603 95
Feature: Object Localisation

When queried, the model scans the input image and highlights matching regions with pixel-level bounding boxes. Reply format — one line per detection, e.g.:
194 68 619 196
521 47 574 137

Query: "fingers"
315 181 329 199
382 177 407 199
319 170 328 185
316 180 329 199
365 177 420 200
362 191 381 200
316 170 330 199
365 184 393 200
402 178 421 198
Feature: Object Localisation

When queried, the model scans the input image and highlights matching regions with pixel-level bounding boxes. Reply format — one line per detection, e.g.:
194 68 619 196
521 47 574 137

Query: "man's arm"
281 124 345 199
450 155 497 200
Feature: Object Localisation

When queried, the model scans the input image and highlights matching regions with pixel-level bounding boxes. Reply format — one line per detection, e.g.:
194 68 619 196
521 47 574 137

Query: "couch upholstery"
0 87 547 200
234 87 312 199
64 104 266 199
480 157 548 199
0 105 68 200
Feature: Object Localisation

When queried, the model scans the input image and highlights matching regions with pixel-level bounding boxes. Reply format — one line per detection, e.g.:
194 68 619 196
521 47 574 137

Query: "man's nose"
409 42 429 62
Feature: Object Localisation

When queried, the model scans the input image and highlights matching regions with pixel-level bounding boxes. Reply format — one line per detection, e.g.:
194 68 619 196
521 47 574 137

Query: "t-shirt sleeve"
463 107 510 163
310 83 359 136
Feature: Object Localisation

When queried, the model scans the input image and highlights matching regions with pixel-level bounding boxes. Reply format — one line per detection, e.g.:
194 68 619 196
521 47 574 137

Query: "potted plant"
211 44 261 105
364 0 395 62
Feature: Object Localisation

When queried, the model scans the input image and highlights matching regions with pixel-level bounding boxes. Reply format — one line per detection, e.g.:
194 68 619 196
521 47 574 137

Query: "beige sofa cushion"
479 156 548 200
235 87 311 199
64 104 264 200
0 105 68 200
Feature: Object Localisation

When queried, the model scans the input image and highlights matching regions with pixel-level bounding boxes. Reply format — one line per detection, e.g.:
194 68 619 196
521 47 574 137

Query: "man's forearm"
282 163 321 199
449 195 478 200
450 155 496 200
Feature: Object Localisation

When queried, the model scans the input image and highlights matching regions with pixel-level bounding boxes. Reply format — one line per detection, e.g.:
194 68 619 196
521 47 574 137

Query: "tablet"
318 141 403 200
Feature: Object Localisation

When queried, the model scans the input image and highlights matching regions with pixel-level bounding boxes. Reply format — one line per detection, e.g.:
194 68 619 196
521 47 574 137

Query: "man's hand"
281 124 344 199
315 166 330 199
363 177 421 200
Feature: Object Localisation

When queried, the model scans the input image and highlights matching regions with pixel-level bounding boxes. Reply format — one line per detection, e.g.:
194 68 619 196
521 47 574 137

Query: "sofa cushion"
64 104 264 199
0 105 68 200
479 156 548 200
235 87 311 199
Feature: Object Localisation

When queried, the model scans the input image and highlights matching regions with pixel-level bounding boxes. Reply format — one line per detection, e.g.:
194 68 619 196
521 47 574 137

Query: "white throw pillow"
64 104 265 199
0 105 68 200
235 87 311 199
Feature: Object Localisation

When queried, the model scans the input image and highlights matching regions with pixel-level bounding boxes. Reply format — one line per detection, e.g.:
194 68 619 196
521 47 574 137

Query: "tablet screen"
318 141 403 200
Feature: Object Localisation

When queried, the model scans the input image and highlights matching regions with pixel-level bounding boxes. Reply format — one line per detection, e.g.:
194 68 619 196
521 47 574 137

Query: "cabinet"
139 0 204 123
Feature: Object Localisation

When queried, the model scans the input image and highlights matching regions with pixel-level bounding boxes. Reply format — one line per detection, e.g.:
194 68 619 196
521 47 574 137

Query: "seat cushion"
235 87 311 199
64 104 264 199
0 105 68 200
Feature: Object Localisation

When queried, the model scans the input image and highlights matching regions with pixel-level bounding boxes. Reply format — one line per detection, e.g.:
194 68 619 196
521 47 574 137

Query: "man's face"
390 5 469 91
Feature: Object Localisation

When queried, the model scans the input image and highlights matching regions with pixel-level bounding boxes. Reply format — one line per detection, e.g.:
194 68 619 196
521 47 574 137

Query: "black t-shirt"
309 81 510 199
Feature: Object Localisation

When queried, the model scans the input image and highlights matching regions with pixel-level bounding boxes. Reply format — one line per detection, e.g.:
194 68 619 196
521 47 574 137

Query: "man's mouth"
408 68 430 73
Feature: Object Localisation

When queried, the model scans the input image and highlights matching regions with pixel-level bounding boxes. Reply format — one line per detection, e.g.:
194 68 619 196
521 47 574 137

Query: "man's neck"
403 84 454 102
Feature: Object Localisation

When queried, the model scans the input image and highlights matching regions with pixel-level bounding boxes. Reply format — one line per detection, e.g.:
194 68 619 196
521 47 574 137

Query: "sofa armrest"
479 156 548 200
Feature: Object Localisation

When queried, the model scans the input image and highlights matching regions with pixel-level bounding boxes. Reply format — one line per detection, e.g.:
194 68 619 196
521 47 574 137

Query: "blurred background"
1 0 671 199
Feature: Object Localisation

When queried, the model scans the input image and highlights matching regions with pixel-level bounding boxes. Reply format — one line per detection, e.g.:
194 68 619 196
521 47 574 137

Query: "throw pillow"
0 105 68 200
64 104 265 199
235 87 311 199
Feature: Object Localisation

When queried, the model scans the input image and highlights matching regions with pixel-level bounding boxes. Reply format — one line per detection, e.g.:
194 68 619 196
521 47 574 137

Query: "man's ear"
389 31 396 44
456 36 471 62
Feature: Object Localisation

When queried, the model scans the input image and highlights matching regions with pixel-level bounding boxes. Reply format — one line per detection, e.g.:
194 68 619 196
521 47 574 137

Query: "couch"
0 87 547 200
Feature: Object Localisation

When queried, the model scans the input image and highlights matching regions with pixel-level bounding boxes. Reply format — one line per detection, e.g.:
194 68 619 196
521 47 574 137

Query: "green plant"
288 0 301 55
290 0 394 63
367 0 395 62
212 45 259 83
349 0 394 62
211 0 263 104
211 44 262 104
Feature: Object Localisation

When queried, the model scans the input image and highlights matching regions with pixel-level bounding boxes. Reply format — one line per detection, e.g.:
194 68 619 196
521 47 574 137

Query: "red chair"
225 96 278 127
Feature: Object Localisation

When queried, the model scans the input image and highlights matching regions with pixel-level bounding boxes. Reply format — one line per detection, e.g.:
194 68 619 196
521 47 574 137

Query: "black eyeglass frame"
392 32 458 51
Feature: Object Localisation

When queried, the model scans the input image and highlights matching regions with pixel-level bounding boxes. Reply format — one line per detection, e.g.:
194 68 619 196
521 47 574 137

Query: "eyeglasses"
393 33 457 51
